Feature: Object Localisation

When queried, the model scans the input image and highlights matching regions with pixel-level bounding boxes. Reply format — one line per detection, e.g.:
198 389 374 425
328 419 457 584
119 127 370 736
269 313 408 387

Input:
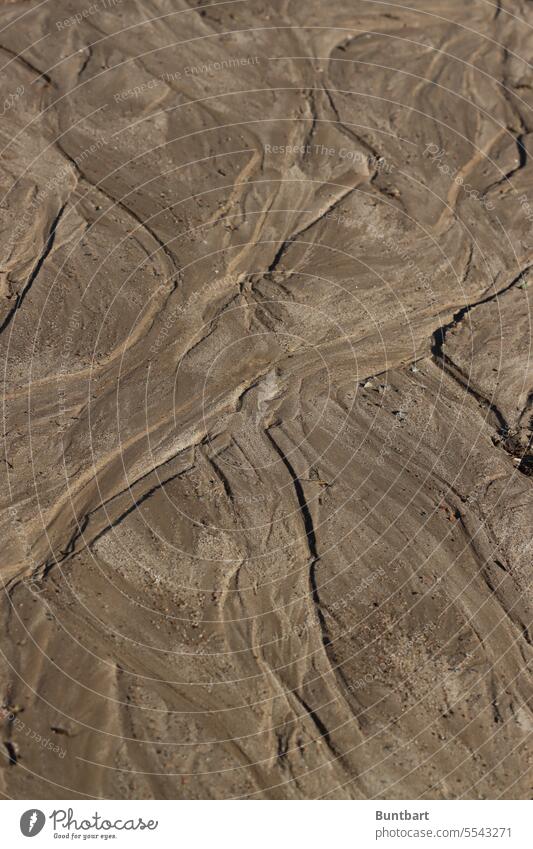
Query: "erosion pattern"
0 0 532 800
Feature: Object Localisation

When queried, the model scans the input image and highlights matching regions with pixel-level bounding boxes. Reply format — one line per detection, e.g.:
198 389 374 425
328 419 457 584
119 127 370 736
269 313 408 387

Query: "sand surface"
0 0 532 799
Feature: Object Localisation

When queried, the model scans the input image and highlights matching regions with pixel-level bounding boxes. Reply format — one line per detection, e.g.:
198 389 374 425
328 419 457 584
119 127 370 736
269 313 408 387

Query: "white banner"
2 800 530 848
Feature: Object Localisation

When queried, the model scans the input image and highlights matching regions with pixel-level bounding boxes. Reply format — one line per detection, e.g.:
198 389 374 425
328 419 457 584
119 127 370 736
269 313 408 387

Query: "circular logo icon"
20 810 46 837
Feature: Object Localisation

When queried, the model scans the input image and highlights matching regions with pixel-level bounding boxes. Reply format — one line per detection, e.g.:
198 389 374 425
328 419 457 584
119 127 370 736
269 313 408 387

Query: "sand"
0 0 532 799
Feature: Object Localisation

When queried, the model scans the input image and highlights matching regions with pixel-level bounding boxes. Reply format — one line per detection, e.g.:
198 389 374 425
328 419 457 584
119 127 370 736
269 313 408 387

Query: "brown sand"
0 0 532 799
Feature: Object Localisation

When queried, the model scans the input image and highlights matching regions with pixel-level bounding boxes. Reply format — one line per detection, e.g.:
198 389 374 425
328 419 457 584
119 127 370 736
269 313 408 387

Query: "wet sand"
0 0 532 799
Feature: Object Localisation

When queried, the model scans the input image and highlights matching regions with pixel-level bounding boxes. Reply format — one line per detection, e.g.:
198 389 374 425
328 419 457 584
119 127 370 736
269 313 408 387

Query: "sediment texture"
0 0 532 799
